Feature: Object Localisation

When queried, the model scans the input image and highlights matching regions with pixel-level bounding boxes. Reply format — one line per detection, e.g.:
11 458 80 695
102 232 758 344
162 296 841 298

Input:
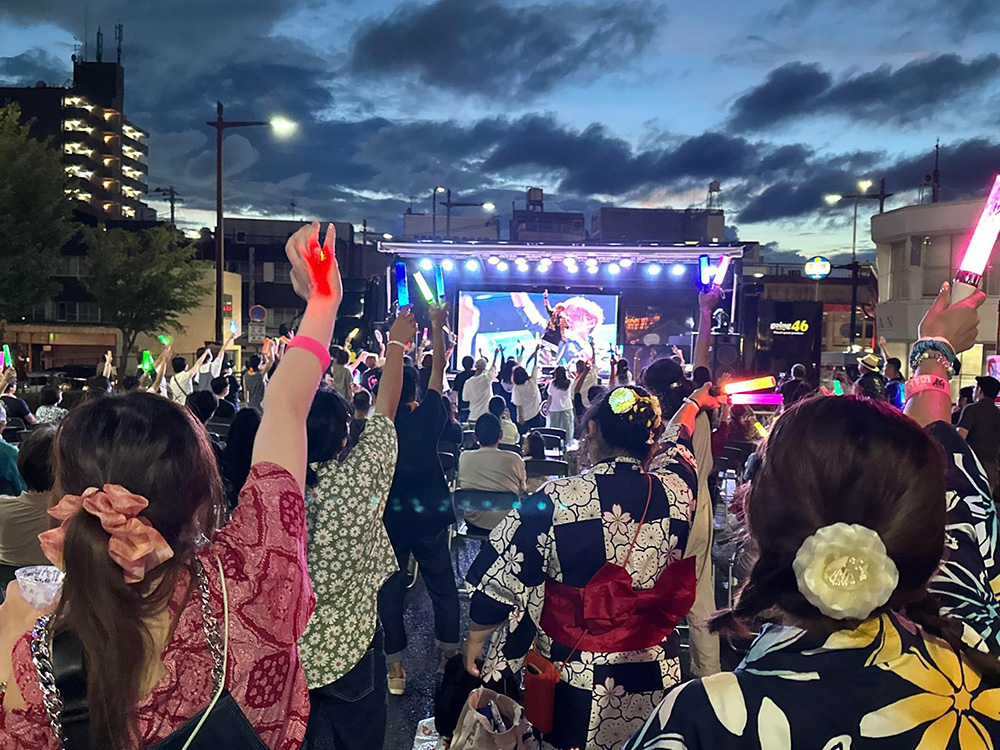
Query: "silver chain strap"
29 561 224 748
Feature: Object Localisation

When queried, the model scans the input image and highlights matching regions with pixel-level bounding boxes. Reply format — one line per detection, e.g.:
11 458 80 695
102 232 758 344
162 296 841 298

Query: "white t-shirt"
169 371 194 403
513 369 542 422
580 369 600 406
465 367 497 421
549 384 573 413
500 418 520 446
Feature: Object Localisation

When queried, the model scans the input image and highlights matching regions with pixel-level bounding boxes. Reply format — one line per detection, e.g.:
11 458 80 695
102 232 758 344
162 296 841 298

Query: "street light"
433 187 497 238
432 186 446 237
207 102 296 342
824 179 879 352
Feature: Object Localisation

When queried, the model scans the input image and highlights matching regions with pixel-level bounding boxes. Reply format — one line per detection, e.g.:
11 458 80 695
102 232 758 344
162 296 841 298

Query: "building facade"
590 207 725 243
873 198 1000 393
0 57 154 221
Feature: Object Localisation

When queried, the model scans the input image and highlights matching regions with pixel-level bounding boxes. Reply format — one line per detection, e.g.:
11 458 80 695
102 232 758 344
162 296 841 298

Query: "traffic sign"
804 256 832 280
249 305 267 323
247 322 266 344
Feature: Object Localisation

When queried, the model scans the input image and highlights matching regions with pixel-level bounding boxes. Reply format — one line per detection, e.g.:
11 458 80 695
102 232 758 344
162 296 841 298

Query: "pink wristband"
904 374 950 401
287 335 332 371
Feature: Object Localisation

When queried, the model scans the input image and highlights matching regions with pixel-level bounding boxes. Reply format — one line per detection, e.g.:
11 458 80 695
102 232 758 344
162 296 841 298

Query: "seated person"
522 430 551 495
458 414 526 534
1 379 36 426
441 397 464 447
211 376 237 420
0 425 56 570
489 396 520 446
186 390 219 426
35 387 68 425
0 404 25 496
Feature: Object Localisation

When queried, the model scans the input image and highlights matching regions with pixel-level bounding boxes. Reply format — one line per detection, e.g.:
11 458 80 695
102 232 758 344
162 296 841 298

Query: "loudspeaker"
710 334 743 380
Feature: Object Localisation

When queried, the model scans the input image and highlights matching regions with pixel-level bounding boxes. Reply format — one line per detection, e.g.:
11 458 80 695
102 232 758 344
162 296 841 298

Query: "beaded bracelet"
909 338 960 379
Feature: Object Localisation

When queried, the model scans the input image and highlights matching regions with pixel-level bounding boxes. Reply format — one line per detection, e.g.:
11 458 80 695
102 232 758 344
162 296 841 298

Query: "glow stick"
413 271 435 303
753 421 768 438
713 255 732 287
2 345 10 368
820 386 832 396
157 335 171 346
730 392 783 405
434 265 445 302
953 174 1000 302
140 350 155 373
698 255 712 288
833 380 844 396
0 351 5 370
229 320 239 335
723 376 776 394
395 262 410 308
347 328 360 342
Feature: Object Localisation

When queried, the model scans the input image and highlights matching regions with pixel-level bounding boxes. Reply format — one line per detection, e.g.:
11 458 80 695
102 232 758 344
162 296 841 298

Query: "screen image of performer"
508 290 609 366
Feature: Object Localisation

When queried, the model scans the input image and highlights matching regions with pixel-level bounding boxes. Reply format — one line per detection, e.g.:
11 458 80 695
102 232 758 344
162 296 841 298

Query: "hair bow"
38 485 174 584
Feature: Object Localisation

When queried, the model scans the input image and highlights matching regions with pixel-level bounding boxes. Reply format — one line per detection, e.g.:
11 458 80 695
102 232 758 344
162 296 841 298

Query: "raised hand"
388 308 418 346
429 303 449 330
918 281 986 354
286 222 343 307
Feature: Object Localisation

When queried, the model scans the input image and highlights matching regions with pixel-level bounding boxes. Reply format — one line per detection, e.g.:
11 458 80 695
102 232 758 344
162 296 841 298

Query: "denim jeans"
302 627 387 750
378 527 460 663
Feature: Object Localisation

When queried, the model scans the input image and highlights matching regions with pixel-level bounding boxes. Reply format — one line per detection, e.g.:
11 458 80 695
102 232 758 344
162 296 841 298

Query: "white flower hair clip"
791 523 899 621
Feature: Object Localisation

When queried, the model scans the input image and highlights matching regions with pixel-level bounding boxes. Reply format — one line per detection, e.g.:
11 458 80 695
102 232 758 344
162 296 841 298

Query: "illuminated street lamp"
207 103 296 342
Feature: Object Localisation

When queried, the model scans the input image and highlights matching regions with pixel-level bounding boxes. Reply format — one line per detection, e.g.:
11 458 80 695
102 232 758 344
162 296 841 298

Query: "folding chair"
439 451 458 491
451 488 520 597
534 427 566 443
524 458 569 479
462 430 479 451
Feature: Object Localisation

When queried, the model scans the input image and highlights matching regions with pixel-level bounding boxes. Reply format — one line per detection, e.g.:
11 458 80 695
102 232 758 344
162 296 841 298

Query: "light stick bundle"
397 262 448 307
698 254 733 290
953 174 1000 302
730 392 783 406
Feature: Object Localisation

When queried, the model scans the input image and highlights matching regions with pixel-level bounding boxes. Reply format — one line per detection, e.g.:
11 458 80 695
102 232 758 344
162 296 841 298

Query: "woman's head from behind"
552 366 570 390
221 407 262 504
306 387 351 485
512 366 529 386
720 396 946 635
523 430 547 459
640 357 691 414
54 392 222 747
582 386 663 464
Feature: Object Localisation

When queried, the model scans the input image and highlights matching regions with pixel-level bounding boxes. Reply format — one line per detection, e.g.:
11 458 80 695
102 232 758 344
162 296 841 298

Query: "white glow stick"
713 255 732 287
953 174 1000 302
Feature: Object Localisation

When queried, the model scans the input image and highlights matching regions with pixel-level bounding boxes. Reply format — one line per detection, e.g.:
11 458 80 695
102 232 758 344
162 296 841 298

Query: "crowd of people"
0 222 998 749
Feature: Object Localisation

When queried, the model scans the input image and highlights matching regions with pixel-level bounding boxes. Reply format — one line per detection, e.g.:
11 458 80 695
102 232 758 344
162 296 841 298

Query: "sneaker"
388 672 406 696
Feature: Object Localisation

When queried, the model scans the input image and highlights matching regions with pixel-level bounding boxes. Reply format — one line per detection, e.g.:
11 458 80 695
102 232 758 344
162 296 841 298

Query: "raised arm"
150 345 171 393
427 303 448 395
102 349 113 378
375 310 417 420
253 222 342 490
904 282 985 429
211 332 237 378
668 382 723 436
693 288 720 371
527 343 540 378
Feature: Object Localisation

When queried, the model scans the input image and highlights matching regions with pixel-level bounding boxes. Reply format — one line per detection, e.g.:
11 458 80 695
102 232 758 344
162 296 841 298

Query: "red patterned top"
0 462 315 750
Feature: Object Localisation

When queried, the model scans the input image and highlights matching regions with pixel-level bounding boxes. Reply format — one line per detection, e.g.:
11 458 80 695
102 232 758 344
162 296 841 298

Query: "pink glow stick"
953 175 1000 302
723 376 776 394
730 392 783 406
713 255 732 287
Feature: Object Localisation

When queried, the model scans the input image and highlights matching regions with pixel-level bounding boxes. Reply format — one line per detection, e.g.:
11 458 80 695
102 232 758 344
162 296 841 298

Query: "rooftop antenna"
290 196 298 221
95 26 103 63
115 23 123 64
932 139 940 204
83 0 89 61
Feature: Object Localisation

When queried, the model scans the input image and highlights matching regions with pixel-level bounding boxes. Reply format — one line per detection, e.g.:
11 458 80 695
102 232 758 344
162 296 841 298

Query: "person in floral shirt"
627 283 1000 750
463 383 723 750
299 308 416 750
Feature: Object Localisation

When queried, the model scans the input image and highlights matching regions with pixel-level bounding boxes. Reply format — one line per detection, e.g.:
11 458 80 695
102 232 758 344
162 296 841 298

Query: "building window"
273 262 292 284
56 302 78 322
921 235 953 297
79 302 102 322
889 241 908 299
54 257 89 277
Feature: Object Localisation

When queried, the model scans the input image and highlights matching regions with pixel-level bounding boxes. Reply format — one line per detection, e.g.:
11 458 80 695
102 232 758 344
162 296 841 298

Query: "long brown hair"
712 395 1000 680
53 392 223 748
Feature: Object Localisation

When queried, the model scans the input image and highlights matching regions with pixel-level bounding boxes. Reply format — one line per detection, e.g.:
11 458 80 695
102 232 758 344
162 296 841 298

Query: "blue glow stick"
395 262 410 308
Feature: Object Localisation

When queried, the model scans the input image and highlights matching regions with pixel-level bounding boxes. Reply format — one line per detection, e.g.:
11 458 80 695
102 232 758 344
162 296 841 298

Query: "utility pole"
153 186 182 227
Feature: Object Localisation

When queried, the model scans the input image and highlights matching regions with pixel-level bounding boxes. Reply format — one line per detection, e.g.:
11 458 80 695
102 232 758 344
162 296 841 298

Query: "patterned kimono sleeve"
623 679 707 749
926 421 1000 654
649 423 699 498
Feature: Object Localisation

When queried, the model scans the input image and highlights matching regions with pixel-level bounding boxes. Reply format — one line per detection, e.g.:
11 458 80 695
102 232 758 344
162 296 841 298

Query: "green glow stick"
157 335 171 346
412 271 435 304
833 380 844 396
140 350 155 373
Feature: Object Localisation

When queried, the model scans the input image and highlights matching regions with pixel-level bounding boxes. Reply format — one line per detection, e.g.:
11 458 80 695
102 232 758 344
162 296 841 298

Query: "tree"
84 226 212 375
0 103 75 331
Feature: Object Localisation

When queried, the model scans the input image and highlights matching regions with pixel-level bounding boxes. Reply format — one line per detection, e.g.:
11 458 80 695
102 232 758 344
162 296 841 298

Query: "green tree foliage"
84 226 211 374
0 103 75 327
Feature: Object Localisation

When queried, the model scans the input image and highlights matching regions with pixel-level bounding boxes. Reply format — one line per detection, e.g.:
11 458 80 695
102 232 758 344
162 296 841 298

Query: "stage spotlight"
465 259 480 271
587 265 599 274
563 256 576 267
669 264 685 276
441 259 455 272
608 263 621 275
488 255 500 265
540 257 552 266
566 263 579 274
586 258 598 268
516 262 529 272
537 262 550 272
419 258 433 272
496 260 509 271
620 258 634 268
515 257 527 266
647 264 663 277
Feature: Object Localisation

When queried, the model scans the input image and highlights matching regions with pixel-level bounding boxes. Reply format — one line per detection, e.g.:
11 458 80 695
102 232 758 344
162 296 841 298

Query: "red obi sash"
539 555 696 653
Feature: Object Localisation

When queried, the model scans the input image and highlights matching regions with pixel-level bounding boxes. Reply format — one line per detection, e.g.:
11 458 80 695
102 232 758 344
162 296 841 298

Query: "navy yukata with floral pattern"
624 421 1000 750
466 424 700 750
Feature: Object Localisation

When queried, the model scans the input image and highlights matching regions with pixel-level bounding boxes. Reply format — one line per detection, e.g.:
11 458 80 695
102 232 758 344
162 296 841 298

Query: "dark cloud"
770 0 999 41
0 49 70 86
349 0 660 98
729 55 1000 131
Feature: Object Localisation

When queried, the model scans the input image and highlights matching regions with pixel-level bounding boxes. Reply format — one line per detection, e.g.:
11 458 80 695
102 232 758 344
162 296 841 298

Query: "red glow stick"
305 223 335 297
730 392 783 405
953 174 1000 302
723 376 776 394
820 386 833 396
713 255 732 287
